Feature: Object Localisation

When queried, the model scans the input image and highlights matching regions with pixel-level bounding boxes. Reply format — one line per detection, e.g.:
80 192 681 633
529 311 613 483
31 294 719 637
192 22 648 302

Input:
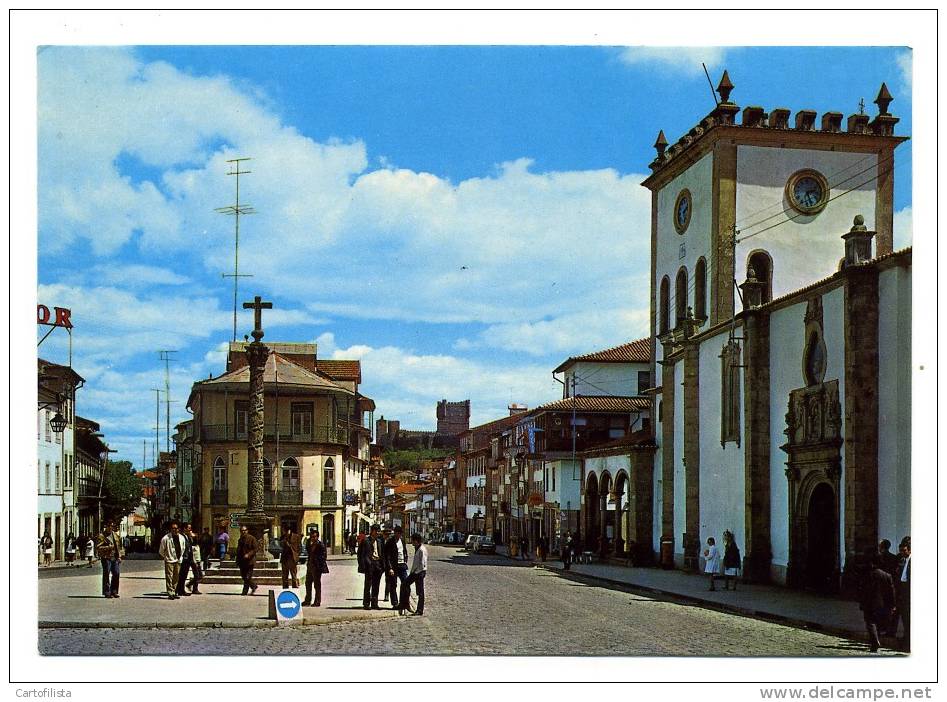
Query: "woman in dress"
84 534 96 567
703 536 721 591
722 530 741 591
65 532 77 565
41 531 53 566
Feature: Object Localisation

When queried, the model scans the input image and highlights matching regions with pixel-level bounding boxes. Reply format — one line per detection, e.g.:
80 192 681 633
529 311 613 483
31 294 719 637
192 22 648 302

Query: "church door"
806 483 837 592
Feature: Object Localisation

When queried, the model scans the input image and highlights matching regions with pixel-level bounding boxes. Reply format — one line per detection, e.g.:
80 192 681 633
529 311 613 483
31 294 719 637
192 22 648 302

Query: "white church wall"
877 264 912 544
656 152 714 314
673 360 686 559
698 329 747 552
736 146 877 299
653 391 664 554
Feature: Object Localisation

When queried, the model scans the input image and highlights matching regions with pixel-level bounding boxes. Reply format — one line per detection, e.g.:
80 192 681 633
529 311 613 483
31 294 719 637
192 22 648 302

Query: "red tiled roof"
316 360 361 383
532 396 650 414
553 338 650 373
199 352 352 393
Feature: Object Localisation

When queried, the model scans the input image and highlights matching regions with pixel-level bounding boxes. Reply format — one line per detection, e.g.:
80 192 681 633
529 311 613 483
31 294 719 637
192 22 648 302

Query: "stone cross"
242 295 272 342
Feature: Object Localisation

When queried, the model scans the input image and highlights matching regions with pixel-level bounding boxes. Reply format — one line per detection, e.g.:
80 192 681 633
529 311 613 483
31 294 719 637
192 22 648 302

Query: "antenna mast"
159 350 178 453
216 157 256 343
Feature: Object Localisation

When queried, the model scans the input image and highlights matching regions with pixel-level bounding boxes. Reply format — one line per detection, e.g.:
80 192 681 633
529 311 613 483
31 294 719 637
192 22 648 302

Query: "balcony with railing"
264 489 303 506
201 423 348 444
320 489 338 506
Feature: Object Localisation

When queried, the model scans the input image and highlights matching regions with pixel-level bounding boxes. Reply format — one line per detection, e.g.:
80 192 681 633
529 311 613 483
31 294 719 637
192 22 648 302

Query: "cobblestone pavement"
39 546 893 656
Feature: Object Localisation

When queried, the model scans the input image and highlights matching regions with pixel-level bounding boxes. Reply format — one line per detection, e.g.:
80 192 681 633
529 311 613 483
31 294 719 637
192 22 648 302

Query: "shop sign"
37 304 73 328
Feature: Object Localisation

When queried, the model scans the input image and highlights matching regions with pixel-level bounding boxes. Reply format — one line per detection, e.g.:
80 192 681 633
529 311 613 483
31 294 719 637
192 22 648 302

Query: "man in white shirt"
401 533 428 616
158 522 185 600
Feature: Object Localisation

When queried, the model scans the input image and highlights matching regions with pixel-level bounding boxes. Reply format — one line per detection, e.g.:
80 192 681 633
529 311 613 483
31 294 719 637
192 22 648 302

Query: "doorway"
806 482 837 592
322 514 335 554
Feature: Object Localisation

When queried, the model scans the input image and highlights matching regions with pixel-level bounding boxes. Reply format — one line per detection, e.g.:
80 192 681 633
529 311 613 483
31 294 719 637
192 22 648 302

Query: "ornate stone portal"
240 295 274 558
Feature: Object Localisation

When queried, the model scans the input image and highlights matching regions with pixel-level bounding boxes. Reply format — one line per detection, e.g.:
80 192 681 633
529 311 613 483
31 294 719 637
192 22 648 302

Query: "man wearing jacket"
280 528 301 589
97 522 125 598
384 525 411 610
357 524 385 609
302 527 329 606
236 525 259 595
859 549 896 652
158 522 185 600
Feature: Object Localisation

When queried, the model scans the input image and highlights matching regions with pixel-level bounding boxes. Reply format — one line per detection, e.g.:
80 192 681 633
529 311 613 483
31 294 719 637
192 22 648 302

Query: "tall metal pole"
216 158 255 344
159 351 177 454
152 389 161 462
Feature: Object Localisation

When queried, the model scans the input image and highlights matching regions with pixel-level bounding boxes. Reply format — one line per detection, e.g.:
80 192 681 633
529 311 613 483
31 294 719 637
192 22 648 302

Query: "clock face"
786 169 829 214
673 189 692 234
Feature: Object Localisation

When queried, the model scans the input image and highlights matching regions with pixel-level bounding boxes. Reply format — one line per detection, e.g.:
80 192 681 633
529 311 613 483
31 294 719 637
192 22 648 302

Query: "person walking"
174 522 197 597
384 525 411 610
65 532 77 566
894 536 911 650
235 525 259 596
357 523 385 609
40 531 53 566
401 533 428 616
97 522 124 598
199 527 214 572
859 548 896 652
302 527 329 607
722 530 741 591
280 527 301 589
537 535 548 562
380 526 393 603
347 532 357 555
215 525 230 564
519 535 529 561
158 521 185 600
84 533 95 567
703 536 721 591
561 532 574 571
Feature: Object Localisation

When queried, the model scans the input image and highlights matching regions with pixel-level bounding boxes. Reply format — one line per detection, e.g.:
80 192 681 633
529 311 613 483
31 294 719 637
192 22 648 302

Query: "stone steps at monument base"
199 574 285 585
215 560 282 570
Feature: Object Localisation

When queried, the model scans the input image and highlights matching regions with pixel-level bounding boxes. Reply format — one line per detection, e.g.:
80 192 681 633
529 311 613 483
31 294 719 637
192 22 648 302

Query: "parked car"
464 534 480 551
474 536 496 554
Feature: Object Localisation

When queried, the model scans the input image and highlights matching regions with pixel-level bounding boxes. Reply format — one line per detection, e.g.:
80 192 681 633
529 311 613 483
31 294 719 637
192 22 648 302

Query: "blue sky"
36 45 913 466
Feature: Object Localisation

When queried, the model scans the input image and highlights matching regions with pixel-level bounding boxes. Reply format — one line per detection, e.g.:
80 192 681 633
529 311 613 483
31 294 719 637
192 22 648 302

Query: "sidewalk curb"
38 609 400 630
536 563 862 641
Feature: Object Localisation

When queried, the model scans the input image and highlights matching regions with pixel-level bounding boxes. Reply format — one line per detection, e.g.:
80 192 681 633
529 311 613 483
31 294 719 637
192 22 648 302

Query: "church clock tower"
642 72 908 346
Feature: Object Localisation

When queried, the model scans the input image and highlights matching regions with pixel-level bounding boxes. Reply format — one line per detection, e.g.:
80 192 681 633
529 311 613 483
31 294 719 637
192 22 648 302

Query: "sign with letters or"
37 304 73 328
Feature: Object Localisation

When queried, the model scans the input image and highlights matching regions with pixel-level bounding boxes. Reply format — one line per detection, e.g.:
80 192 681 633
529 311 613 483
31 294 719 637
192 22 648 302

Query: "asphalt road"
39 545 889 656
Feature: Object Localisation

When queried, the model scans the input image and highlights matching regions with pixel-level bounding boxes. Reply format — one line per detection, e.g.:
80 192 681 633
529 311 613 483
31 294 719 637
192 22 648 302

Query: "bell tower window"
747 251 773 304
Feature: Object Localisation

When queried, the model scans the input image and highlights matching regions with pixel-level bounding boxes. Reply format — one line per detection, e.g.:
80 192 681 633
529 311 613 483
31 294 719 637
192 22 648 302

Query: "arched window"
213 456 227 490
281 457 299 489
675 267 688 326
323 457 336 491
659 276 670 334
747 250 773 304
694 257 707 320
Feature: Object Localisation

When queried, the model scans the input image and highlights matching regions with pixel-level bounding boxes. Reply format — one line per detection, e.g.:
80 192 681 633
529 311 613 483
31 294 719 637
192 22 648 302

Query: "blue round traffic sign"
276 590 301 619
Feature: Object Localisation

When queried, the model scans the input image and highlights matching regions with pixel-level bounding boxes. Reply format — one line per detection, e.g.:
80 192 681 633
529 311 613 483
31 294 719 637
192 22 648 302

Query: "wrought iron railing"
320 490 338 506
264 489 303 506
200 424 347 444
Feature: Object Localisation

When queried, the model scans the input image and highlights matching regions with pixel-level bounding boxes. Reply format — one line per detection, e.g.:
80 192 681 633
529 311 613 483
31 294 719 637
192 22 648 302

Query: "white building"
640 74 910 592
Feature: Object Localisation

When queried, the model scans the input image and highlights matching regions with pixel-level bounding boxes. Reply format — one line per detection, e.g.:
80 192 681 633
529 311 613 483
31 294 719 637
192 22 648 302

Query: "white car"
464 535 480 551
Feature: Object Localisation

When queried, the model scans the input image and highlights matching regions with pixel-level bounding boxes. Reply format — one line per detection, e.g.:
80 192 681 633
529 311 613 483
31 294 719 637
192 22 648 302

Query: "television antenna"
216 157 256 343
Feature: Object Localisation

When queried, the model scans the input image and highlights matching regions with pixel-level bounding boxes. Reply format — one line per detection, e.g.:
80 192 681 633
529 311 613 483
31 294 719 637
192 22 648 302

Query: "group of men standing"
277 526 330 606
860 536 911 652
357 524 427 615
157 521 205 599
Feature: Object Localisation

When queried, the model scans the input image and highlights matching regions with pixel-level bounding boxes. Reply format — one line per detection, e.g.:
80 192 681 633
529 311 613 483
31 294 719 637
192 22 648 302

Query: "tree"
101 460 144 524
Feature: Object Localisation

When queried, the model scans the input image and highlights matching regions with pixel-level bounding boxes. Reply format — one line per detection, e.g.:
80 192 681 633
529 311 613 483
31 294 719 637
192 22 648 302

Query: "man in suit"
302 527 329 607
384 525 411 610
357 523 385 609
175 522 197 596
280 527 301 589
895 536 911 651
96 521 125 598
158 521 185 600
859 548 896 652
236 525 259 596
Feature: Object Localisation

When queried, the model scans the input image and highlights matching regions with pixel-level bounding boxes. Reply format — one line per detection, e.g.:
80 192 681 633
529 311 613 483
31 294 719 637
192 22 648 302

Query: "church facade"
642 74 911 591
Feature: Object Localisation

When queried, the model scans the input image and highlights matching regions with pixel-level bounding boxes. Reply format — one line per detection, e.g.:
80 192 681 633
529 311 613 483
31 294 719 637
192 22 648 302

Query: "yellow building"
187 343 372 553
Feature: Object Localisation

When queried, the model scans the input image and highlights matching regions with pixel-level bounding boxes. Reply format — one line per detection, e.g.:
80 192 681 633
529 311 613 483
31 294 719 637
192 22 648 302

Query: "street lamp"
49 411 67 434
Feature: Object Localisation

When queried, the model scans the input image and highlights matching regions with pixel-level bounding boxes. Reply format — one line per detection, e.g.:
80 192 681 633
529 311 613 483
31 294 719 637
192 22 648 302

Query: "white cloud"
893 206 912 251
618 47 728 78
896 50 912 92
328 341 558 430
91 264 191 288
470 307 650 357
39 48 653 331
